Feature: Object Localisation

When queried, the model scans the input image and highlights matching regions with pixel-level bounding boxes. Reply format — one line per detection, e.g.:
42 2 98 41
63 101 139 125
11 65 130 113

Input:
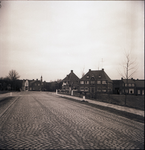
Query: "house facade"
62 70 80 94
120 78 136 95
135 79 144 95
79 69 113 97
22 76 44 91
112 78 144 95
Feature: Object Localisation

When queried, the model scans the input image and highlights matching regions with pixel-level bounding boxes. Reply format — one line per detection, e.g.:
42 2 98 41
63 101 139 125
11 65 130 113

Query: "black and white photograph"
0 0 144 149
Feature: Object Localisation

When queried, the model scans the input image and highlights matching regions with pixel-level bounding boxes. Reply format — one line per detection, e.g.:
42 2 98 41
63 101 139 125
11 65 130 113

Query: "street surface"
0 92 144 149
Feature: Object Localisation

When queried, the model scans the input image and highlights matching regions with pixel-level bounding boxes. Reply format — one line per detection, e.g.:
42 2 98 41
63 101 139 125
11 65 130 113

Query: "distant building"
62 70 80 94
121 78 136 95
112 78 144 95
22 79 29 91
135 79 144 95
79 69 113 97
22 76 44 91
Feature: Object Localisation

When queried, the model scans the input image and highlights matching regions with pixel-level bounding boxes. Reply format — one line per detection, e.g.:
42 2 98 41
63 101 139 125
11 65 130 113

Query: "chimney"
71 70 73 73
89 69 91 72
102 68 104 71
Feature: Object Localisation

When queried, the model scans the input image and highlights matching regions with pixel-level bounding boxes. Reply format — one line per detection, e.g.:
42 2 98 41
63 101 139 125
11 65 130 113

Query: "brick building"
112 78 144 95
22 76 44 91
79 69 112 97
62 70 80 94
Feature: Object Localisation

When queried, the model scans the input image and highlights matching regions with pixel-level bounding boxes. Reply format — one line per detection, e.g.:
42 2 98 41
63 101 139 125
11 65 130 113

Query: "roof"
63 70 79 82
135 80 145 88
30 80 41 84
122 79 135 84
80 69 112 82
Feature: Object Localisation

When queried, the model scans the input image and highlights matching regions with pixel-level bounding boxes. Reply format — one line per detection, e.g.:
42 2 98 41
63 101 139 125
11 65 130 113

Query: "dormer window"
91 77 95 85
86 75 90 79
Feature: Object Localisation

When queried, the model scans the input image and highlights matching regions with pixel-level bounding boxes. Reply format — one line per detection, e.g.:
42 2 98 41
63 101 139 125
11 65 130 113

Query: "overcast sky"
0 1 144 82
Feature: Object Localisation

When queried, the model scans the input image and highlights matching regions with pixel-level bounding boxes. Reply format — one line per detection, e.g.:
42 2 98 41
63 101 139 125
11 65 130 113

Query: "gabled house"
22 79 29 91
79 69 112 96
62 70 80 93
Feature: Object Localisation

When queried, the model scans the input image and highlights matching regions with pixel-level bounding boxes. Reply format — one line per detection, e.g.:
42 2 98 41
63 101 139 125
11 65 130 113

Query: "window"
129 84 131 87
91 81 95 85
125 84 127 87
132 84 134 87
85 87 89 91
80 87 84 91
91 77 95 85
80 81 84 84
85 81 89 84
122 83 124 87
102 81 106 84
97 81 101 84
86 75 90 79
102 89 106 93
142 90 144 95
38 84 40 86
138 90 140 95
97 89 101 92
125 89 128 93
99 75 101 78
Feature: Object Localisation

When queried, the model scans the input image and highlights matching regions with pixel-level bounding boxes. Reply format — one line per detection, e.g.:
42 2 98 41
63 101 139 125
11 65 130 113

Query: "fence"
58 90 144 110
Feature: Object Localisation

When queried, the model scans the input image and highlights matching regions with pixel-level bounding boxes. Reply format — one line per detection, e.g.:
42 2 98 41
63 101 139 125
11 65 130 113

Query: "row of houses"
0 69 144 96
21 76 62 92
61 69 144 96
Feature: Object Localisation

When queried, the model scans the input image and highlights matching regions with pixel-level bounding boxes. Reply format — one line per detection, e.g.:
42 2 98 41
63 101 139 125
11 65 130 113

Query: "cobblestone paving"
0 92 144 149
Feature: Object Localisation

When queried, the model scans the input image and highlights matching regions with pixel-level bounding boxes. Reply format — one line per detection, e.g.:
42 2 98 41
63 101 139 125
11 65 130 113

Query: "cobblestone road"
0 92 144 149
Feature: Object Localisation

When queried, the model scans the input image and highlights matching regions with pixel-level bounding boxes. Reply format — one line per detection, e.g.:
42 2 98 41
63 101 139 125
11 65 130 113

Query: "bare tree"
8 70 20 81
119 51 138 79
8 70 20 90
118 50 138 105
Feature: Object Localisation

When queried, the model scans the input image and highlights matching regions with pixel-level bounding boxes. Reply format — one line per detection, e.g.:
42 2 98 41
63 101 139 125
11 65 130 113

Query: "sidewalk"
56 93 144 117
